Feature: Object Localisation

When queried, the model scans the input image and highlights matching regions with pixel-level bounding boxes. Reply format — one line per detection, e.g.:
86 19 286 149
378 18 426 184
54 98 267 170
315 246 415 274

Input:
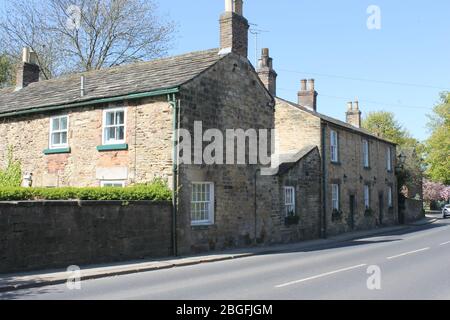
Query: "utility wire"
277 87 434 110
278 68 450 91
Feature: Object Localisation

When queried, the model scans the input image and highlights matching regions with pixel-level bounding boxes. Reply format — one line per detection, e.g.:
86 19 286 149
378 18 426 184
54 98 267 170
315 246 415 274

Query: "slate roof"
275 97 396 145
0 48 223 116
262 145 318 176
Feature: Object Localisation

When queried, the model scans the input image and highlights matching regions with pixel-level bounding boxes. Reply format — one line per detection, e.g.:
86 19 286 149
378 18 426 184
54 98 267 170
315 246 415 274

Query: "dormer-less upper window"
49 115 69 149
103 108 126 145
363 139 370 168
330 130 339 163
386 146 392 172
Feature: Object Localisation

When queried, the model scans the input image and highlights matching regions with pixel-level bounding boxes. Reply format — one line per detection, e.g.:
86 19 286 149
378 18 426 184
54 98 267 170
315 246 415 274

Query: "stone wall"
323 123 398 235
273 100 398 237
176 53 277 254
0 201 172 274
277 147 322 242
402 198 424 223
274 99 321 154
0 97 173 187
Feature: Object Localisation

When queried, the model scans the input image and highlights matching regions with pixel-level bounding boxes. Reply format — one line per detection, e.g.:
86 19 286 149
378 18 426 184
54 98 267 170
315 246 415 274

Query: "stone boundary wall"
0 201 172 274
403 198 424 223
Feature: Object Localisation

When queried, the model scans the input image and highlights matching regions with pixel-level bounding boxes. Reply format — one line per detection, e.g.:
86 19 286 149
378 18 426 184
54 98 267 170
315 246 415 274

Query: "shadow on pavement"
259 220 448 255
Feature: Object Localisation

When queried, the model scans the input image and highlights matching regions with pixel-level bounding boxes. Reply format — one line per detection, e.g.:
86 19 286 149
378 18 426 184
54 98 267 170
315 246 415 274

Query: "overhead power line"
277 88 434 110
278 68 450 91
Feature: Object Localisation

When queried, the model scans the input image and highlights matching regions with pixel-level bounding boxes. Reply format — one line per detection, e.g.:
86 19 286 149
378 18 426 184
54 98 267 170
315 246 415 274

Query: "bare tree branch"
0 0 176 79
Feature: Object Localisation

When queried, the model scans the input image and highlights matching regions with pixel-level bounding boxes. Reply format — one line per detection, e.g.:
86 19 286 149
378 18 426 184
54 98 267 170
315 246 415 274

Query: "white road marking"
386 247 430 260
275 264 367 288
439 241 450 246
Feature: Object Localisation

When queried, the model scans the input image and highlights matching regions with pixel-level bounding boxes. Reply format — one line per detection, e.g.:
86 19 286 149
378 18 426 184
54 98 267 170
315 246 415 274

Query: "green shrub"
0 182 172 202
0 147 22 188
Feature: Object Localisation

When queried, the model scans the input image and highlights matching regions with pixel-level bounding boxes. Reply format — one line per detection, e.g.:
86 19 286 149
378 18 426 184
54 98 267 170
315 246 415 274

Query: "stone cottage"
0 0 398 255
256 49 398 237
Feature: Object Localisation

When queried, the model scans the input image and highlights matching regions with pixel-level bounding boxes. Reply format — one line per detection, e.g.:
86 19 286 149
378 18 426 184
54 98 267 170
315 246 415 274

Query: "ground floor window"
331 184 340 211
101 180 125 187
191 182 214 225
284 186 296 216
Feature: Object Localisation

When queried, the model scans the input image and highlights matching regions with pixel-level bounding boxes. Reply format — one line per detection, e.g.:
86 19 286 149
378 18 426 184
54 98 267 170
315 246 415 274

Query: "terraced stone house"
0 0 398 254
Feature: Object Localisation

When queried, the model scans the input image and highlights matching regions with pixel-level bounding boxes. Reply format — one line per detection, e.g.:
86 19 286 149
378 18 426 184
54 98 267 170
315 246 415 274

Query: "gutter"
0 87 180 118
167 93 179 257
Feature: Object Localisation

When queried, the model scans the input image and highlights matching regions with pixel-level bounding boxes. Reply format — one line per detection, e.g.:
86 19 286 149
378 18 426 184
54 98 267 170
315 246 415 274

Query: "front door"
349 195 355 230
379 193 384 225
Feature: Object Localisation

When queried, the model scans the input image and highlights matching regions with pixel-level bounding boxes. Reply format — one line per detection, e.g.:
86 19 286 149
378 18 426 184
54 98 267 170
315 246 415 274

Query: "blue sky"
158 0 450 141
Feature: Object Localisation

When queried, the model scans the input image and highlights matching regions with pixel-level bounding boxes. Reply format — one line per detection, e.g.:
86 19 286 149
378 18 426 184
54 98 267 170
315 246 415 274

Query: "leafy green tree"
424 93 450 184
0 54 14 87
362 111 422 148
363 111 425 201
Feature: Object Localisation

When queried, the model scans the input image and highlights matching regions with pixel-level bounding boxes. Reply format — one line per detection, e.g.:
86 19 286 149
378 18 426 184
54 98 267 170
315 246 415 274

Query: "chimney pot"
298 79 318 111
301 79 307 91
234 0 243 15
22 47 30 63
309 79 315 91
346 101 362 128
225 0 243 15
257 47 277 96
225 0 233 12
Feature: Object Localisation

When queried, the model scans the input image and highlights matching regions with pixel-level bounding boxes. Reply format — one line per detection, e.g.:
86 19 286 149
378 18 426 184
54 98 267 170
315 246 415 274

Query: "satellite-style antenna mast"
249 23 269 66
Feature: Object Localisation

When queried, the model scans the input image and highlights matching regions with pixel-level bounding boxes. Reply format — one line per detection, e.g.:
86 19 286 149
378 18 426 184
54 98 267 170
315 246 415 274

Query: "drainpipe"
168 93 179 256
254 168 260 245
321 124 328 239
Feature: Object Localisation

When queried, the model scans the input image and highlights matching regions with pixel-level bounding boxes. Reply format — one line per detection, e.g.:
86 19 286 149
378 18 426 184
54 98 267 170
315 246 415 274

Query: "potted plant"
285 210 300 226
364 208 374 216
332 209 343 221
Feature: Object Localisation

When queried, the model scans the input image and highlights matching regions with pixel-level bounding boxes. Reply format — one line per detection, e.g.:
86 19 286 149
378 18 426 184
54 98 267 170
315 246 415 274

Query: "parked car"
443 205 450 219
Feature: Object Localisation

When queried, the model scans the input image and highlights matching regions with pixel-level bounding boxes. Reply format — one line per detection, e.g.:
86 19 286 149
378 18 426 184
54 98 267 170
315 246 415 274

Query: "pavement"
0 215 439 297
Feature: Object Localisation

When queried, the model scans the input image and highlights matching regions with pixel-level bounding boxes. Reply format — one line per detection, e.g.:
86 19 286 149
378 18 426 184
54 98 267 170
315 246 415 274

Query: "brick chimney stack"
298 79 318 111
257 48 277 96
220 0 249 57
15 47 40 91
346 100 362 128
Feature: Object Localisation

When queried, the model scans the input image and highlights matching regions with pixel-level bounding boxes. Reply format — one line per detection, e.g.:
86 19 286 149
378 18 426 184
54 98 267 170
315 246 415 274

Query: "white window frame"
386 146 392 172
330 130 339 163
331 184 340 211
284 186 296 216
49 115 69 149
388 186 393 208
191 182 215 226
100 180 126 187
364 184 371 209
363 139 370 168
102 107 126 145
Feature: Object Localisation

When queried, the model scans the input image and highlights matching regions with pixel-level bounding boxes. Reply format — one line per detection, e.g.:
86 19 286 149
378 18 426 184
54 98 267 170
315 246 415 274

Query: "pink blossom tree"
423 179 445 202
441 186 450 202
